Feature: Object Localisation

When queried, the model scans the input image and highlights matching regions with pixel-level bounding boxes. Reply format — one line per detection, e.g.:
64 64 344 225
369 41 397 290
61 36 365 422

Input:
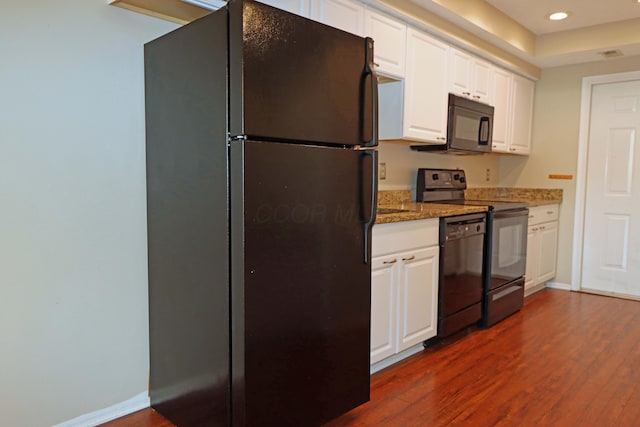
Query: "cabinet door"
491 67 512 153
259 0 310 16
472 58 492 104
397 246 439 352
525 225 537 292
370 255 398 364
311 0 364 35
364 8 406 79
404 28 449 143
536 221 558 284
449 47 473 98
510 74 535 155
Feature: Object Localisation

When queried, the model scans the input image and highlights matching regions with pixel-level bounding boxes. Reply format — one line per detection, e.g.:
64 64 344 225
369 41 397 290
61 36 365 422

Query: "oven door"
488 209 528 290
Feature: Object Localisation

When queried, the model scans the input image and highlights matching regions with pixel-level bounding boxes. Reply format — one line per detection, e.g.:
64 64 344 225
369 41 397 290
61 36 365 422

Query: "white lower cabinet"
370 219 439 368
525 204 559 295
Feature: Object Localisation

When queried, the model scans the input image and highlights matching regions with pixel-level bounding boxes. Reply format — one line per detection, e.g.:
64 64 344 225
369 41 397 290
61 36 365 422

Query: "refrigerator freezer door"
230 140 375 426
229 0 377 147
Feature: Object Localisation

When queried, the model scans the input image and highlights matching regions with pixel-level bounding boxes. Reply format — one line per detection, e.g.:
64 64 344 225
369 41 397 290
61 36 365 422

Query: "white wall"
500 56 640 286
0 1 178 425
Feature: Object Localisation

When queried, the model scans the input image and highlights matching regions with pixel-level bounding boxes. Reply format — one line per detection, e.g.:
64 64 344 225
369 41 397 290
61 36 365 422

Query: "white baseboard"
53 391 150 427
370 342 425 374
546 281 571 291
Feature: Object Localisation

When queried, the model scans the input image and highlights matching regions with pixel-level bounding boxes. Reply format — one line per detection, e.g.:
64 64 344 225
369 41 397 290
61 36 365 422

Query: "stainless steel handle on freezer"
361 150 378 264
362 37 378 148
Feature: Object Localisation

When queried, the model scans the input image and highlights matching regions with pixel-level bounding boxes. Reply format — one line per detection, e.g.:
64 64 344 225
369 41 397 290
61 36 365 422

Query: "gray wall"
500 55 640 286
0 1 177 425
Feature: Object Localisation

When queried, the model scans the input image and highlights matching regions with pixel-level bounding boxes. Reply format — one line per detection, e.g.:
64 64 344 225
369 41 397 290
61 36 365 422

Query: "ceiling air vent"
599 50 624 59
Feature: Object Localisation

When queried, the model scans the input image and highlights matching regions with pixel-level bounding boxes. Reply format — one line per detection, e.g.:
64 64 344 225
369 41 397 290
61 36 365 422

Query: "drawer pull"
402 256 416 261
547 211 554 214
383 259 397 264
529 215 534 218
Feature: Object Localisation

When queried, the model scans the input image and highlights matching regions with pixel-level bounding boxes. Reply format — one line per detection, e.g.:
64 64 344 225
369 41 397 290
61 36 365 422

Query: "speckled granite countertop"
464 188 563 207
376 188 562 224
375 202 487 224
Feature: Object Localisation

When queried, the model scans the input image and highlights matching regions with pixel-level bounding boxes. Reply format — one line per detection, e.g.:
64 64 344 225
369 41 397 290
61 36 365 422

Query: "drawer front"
372 218 439 257
528 204 559 225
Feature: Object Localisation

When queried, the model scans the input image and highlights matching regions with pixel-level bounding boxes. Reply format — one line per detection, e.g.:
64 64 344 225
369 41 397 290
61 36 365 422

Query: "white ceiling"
486 0 640 35
409 0 640 69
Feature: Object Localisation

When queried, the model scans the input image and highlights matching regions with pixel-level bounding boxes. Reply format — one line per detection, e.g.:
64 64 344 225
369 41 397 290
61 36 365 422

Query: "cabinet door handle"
473 95 481 99
436 136 446 141
531 227 539 231
547 211 554 215
462 91 471 96
509 147 517 151
383 259 398 264
402 256 415 261
539 225 546 230
373 61 380 68
529 215 534 218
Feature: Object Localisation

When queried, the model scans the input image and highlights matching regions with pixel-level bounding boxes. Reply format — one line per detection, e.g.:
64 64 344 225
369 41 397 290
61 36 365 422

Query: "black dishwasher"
438 213 486 337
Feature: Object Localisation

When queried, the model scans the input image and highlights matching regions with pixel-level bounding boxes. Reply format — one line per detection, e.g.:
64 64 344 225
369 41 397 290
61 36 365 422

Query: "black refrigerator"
144 1 378 426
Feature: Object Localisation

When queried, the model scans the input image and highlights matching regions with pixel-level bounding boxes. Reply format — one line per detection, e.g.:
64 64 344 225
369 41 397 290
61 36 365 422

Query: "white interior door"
581 79 640 297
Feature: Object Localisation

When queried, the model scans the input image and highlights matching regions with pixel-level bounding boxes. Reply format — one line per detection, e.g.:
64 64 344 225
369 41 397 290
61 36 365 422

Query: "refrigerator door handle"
361 37 378 148
362 149 378 263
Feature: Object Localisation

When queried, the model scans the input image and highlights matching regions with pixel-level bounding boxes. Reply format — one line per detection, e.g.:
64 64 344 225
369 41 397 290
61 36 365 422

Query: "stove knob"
476 224 481 232
432 173 439 181
459 177 466 184
453 173 460 180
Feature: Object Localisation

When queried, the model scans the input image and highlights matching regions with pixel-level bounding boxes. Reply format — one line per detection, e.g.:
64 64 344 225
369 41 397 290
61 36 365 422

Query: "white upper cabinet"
491 68 535 155
310 0 364 36
509 73 535 155
364 8 406 79
258 0 310 16
401 28 449 143
448 47 492 104
491 66 512 152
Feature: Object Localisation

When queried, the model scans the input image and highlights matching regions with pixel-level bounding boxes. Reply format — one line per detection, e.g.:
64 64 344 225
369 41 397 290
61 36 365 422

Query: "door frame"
572 70 640 291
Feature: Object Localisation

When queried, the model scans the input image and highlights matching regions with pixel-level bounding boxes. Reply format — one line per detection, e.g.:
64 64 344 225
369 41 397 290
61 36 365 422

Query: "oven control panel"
416 168 467 202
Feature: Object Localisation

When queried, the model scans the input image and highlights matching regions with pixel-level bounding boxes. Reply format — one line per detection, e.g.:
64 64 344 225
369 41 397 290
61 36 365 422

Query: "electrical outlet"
485 168 491 182
380 162 387 180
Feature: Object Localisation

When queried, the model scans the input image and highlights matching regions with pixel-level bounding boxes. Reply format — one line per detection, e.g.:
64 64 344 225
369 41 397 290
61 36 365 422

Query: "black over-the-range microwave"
412 93 494 154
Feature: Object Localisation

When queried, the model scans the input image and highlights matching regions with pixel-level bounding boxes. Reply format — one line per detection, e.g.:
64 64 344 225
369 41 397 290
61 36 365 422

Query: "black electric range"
417 168 529 330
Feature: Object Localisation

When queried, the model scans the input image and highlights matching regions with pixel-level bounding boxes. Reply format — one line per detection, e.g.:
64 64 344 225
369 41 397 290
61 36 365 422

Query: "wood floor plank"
99 289 640 427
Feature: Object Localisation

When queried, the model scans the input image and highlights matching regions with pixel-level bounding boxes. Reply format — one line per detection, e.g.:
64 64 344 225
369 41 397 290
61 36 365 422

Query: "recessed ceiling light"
548 12 569 21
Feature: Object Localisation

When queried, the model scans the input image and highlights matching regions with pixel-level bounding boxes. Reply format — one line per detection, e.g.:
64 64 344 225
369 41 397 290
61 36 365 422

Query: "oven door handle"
493 208 529 220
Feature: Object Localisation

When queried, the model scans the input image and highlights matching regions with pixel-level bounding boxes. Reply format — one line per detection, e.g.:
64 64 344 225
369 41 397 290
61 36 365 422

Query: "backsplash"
378 190 412 205
377 141 501 191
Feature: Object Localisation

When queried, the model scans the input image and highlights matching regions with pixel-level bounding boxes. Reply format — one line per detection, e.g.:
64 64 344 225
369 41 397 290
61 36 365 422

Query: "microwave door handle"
478 116 490 145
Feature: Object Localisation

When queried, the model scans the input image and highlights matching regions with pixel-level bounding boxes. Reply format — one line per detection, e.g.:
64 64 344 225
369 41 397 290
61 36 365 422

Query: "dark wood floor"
101 289 640 427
